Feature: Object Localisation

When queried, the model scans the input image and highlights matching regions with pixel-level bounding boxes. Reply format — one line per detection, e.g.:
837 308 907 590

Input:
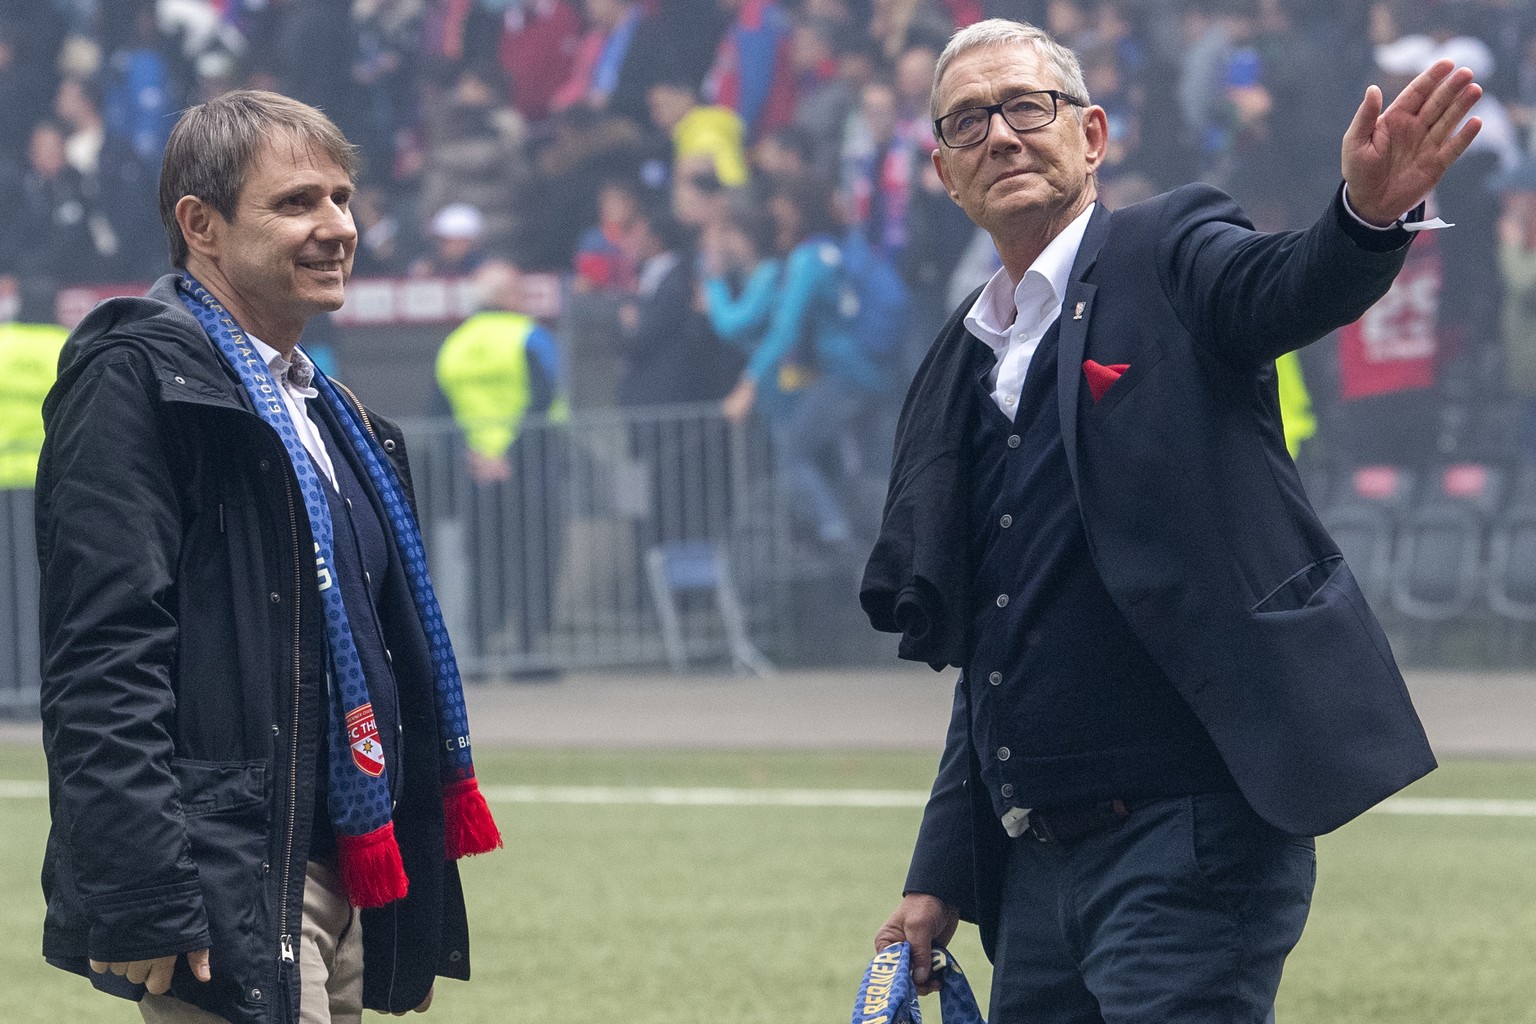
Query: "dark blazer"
863 184 1436 954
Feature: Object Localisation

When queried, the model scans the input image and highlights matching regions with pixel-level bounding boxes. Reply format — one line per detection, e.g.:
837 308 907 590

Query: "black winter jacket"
36 276 470 1023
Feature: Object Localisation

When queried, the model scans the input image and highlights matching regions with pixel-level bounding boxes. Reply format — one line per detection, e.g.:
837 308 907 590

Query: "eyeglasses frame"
933 89 1089 150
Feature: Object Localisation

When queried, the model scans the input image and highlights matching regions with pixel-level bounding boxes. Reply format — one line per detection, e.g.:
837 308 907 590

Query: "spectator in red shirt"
705 0 797 142
551 0 645 114
573 175 642 293
498 0 583 123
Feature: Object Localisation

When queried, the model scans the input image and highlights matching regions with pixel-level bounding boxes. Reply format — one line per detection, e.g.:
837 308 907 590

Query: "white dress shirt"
964 204 1096 421
248 336 337 490
960 204 1095 839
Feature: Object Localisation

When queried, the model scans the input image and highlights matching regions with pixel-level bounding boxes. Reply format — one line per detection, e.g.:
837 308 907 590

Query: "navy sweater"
965 319 1231 814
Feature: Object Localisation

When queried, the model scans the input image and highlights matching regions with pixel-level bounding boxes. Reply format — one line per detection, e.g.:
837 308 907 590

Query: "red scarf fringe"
336 821 410 908
443 777 503 860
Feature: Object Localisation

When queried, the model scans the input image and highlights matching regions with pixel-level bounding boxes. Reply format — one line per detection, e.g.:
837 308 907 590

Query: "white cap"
429 202 486 240
1434 35 1494 80
1374 34 1435 76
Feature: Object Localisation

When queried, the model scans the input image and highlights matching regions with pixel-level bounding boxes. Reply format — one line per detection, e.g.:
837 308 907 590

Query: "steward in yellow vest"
1275 350 1316 460
434 260 569 669
0 317 68 488
435 261 568 478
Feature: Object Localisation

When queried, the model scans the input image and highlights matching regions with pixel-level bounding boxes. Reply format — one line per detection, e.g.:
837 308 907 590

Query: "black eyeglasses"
933 89 1086 149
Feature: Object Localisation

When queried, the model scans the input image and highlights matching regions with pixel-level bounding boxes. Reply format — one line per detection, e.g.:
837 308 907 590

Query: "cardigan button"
988 671 1002 686
999 514 1013 528
1000 784 1014 798
997 747 1011 761
996 594 1009 608
1006 434 1021 448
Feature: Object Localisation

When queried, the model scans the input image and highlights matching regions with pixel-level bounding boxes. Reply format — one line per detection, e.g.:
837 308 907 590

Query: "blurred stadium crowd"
1 0 1535 677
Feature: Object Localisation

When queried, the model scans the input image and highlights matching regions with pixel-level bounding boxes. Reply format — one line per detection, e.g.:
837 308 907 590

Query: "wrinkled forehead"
242 132 355 195
934 41 1057 115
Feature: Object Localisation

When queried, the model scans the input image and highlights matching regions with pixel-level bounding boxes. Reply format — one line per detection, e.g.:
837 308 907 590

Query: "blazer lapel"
1058 202 1112 487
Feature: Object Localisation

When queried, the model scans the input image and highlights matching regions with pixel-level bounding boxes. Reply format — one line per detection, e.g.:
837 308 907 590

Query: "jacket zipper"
278 455 302 969
334 380 377 443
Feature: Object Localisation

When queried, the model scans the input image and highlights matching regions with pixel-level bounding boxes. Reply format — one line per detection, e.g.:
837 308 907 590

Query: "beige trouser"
140 860 363 1024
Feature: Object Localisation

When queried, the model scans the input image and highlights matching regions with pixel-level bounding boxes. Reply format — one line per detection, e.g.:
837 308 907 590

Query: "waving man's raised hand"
1342 59 1483 227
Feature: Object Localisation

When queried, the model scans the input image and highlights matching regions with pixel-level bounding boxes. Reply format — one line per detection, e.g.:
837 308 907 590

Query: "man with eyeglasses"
860 18 1481 1022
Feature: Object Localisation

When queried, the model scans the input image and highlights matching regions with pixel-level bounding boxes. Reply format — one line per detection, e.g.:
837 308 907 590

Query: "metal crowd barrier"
5 406 1534 708
1 489 40 713
0 406 791 712
401 404 792 679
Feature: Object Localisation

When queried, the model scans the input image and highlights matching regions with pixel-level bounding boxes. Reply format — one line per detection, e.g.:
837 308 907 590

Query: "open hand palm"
1342 59 1483 226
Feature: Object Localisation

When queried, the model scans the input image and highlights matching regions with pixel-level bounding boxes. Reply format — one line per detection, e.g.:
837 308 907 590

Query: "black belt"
1022 798 1136 845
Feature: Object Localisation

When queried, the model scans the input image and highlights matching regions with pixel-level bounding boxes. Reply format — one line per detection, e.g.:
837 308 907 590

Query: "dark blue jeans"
773 378 883 543
990 793 1316 1023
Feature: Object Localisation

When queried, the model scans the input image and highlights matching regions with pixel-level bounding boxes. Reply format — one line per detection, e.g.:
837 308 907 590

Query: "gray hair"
930 19 1092 122
159 89 358 268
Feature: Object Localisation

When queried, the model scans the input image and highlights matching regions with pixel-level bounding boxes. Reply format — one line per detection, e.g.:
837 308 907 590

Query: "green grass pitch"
1 746 1532 1023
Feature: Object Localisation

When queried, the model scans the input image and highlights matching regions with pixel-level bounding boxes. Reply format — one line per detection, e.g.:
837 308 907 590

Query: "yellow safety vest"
435 311 568 460
0 321 67 488
1275 350 1316 459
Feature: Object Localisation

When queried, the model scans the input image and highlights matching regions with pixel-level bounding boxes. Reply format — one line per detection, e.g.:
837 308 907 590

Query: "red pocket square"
1083 360 1130 403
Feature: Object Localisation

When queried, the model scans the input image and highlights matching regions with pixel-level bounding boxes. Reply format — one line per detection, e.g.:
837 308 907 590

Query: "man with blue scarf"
36 90 500 1024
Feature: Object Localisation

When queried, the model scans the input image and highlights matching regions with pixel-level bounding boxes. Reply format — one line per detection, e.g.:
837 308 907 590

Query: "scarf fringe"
337 822 410 908
443 777 503 859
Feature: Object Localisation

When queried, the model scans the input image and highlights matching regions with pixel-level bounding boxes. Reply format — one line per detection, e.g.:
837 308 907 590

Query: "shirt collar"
248 334 317 393
965 202 1097 352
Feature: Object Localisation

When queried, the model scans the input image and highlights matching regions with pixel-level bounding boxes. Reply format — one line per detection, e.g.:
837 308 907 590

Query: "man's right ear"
174 195 220 262
932 148 958 203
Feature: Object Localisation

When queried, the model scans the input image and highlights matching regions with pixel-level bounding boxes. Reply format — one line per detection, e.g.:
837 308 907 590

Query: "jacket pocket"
1092 342 1167 417
1186 793 1316 922
1251 555 1343 614
173 759 267 816
171 759 272 1013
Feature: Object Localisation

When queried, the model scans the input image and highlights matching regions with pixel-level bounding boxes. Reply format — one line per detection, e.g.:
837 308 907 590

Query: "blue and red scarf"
850 943 985 1024
178 275 501 907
